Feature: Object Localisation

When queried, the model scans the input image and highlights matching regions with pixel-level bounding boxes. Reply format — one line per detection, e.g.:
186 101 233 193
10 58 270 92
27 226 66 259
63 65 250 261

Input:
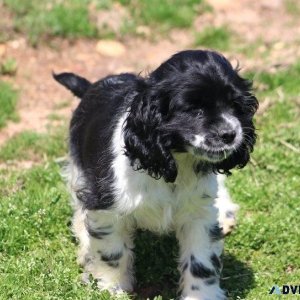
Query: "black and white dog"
54 50 258 299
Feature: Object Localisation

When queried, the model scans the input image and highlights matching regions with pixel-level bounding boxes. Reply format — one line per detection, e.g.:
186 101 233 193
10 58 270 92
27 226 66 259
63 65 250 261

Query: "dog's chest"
113 155 218 232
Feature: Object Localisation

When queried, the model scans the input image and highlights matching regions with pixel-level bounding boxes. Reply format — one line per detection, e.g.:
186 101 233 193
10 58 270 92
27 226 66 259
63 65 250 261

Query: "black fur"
53 72 91 98
209 223 224 242
190 255 216 278
205 278 217 285
55 72 143 209
101 251 123 262
53 50 258 209
211 253 222 274
124 50 257 182
86 225 113 239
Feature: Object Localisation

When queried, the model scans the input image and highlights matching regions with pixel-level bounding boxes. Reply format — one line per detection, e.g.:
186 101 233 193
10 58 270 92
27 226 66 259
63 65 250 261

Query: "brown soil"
0 0 300 147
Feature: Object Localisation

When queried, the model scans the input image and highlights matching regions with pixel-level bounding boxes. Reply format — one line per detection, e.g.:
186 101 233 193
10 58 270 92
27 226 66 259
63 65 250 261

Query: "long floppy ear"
123 90 177 183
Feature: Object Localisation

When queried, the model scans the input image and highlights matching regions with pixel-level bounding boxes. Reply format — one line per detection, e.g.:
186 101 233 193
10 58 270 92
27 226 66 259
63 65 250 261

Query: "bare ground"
1 0 300 146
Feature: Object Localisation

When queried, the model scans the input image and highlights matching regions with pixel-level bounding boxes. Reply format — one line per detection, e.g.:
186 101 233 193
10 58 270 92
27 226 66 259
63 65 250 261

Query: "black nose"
219 129 236 144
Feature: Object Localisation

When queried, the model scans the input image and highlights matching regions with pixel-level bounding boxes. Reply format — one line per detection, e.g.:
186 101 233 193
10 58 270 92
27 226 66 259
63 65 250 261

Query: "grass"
194 26 232 51
1 61 300 299
0 80 18 128
285 0 300 15
3 0 98 45
122 0 203 35
0 127 67 162
0 57 18 76
3 0 206 44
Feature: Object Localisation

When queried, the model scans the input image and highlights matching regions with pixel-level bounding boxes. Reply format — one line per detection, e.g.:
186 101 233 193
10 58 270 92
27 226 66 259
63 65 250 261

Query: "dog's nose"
219 129 236 144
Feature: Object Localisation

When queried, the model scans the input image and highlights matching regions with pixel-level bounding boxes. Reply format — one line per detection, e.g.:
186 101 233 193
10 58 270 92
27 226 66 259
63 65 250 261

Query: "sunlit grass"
0 81 18 128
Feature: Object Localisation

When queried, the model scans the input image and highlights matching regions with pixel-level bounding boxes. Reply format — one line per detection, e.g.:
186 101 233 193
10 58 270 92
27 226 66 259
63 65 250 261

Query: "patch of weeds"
44 2 98 38
0 57 17 75
119 0 204 36
135 0 200 28
0 81 18 128
252 61 300 95
47 113 65 121
4 0 209 43
4 0 98 45
194 26 232 50
237 38 268 58
0 126 67 162
285 0 300 15
53 100 70 110
95 0 114 10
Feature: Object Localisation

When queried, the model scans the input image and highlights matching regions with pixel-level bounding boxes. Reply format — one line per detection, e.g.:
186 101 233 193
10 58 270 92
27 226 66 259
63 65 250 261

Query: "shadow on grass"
222 253 255 299
134 231 255 300
134 230 179 299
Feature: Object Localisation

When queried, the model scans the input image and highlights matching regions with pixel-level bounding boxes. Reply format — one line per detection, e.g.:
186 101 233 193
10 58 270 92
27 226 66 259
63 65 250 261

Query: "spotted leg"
72 208 135 294
176 211 226 300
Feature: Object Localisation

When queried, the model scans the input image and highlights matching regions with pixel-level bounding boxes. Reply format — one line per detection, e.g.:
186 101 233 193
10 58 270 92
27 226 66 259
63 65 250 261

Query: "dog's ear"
53 72 91 98
124 89 177 183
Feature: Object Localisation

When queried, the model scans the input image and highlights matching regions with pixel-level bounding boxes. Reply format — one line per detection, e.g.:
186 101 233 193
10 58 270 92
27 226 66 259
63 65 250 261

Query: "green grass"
3 0 98 45
125 0 202 33
0 57 18 76
194 26 232 51
253 61 300 95
3 0 206 44
1 61 300 299
0 127 67 162
285 0 300 15
0 81 18 128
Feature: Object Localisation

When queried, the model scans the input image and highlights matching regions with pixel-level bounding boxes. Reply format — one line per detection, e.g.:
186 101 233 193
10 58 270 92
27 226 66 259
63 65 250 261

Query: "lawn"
0 0 299 299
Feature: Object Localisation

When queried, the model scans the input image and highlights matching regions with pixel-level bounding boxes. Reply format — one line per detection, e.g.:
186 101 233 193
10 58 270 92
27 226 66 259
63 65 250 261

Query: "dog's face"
161 83 244 163
124 50 258 182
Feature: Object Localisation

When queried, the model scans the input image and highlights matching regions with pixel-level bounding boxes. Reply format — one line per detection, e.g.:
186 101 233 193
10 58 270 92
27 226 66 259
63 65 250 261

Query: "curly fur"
124 50 257 182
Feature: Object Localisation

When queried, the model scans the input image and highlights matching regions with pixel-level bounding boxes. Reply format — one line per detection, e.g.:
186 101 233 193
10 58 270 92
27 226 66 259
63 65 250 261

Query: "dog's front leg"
176 213 226 300
73 208 135 294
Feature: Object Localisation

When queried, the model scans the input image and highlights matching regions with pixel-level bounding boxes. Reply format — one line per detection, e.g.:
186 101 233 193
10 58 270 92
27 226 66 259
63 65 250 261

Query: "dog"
54 50 258 299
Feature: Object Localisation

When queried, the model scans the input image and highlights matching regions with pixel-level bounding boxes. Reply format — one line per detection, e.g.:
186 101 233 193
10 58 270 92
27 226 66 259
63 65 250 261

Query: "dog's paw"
181 289 227 300
218 204 239 236
81 273 128 296
183 297 226 300
97 281 125 295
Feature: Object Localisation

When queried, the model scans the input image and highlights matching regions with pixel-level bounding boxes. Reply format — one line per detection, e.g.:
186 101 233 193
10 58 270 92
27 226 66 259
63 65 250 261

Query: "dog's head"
124 50 258 182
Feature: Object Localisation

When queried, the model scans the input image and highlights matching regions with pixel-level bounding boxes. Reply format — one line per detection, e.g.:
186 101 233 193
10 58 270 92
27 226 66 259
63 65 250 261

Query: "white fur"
66 114 238 299
189 114 243 163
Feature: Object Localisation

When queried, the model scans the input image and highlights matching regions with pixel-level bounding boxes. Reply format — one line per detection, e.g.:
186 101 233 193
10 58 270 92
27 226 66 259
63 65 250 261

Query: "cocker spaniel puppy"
54 50 258 299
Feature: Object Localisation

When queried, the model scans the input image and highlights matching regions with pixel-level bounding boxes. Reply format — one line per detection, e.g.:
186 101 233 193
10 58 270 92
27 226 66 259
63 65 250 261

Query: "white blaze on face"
190 134 205 147
221 114 243 145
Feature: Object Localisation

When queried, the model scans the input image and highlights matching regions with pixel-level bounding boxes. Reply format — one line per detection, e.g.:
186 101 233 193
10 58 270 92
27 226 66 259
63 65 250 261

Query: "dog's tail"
53 72 91 98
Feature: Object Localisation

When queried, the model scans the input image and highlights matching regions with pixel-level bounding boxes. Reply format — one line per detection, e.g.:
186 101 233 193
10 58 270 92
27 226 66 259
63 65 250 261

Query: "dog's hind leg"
72 208 135 295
